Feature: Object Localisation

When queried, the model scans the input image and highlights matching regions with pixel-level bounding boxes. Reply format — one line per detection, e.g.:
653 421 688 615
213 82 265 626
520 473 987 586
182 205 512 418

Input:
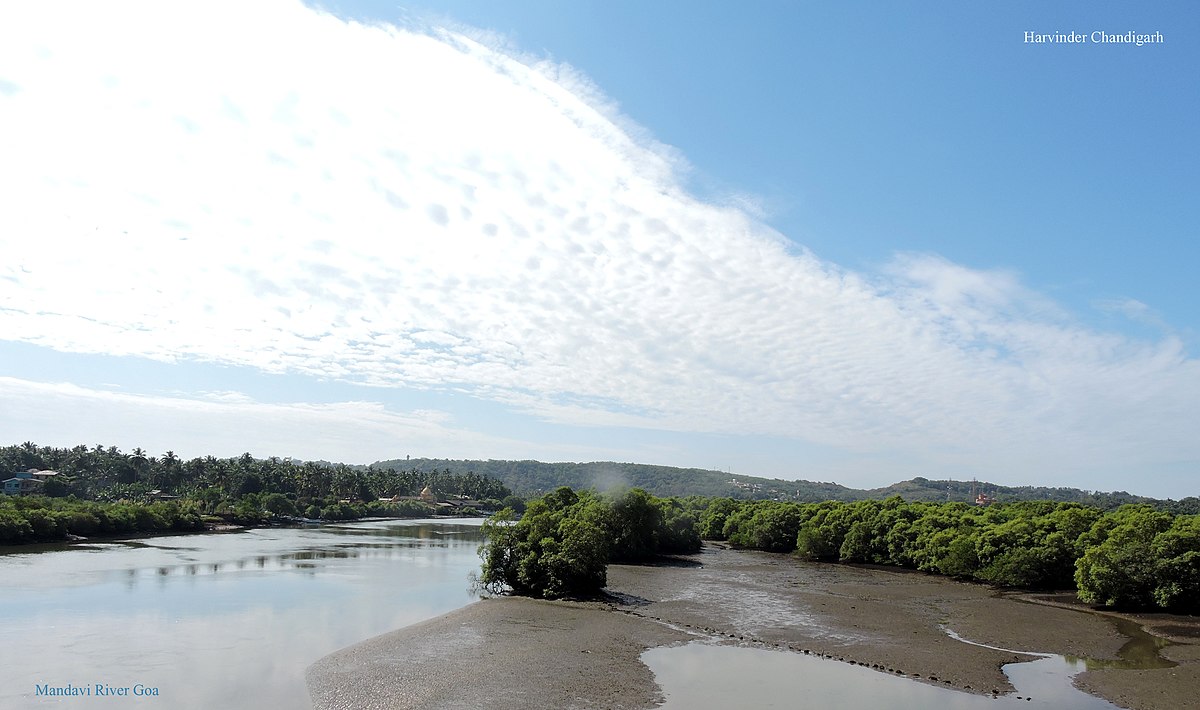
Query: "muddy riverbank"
307 544 1199 709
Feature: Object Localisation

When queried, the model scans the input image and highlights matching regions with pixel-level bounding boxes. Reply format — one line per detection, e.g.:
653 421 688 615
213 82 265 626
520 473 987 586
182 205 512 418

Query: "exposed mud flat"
306 596 690 710
307 544 1200 709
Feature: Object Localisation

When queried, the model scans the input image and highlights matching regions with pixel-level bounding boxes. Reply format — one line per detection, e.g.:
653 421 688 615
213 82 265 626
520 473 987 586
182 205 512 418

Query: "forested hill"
371 458 853 500
863 477 1155 509
371 458 1167 510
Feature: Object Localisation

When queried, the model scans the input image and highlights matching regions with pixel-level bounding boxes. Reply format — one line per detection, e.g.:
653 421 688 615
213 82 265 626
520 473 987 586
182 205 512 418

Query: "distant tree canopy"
477 487 700 599
0 442 512 541
374 457 1162 510
0 443 510 504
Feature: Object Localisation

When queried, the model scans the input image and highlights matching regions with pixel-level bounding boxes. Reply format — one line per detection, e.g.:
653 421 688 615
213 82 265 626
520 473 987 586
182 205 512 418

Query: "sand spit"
308 545 1199 709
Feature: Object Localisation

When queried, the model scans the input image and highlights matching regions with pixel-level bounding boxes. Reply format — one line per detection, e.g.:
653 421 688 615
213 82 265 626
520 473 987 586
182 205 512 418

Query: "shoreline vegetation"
0 494 489 547
1 442 518 545
4 442 1196 614
478 486 1200 614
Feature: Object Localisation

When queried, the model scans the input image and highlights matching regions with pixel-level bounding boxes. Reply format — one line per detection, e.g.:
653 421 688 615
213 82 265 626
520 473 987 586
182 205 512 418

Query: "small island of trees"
477 487 700 598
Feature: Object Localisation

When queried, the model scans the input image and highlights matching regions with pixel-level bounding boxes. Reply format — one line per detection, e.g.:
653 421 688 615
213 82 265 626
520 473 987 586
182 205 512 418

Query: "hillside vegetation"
375 458 1184 511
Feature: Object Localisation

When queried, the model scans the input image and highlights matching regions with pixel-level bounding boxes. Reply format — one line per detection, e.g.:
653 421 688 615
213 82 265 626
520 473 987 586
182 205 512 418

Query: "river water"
2 522 1175 710
0 519 484 709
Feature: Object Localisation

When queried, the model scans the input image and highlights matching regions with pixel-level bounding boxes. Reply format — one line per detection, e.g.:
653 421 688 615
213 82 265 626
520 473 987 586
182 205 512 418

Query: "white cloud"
1094 297 1171 332
0 376 626 464
0 0 1197 489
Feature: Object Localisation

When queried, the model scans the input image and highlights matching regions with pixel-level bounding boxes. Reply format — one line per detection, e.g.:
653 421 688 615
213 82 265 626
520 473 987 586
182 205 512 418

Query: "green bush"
0 507 34 543
477 487 698 599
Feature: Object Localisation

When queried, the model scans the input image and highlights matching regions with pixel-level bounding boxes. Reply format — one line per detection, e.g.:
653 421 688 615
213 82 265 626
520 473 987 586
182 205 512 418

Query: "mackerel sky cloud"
1 1 1196 496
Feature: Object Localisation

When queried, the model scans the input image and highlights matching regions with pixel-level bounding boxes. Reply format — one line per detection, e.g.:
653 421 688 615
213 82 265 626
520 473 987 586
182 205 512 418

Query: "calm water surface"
0 519 484 709
645 642 1121 709
647 613 1179 710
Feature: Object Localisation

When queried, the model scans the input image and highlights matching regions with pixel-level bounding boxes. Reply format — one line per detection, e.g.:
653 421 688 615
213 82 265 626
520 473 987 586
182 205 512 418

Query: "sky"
1 1 1197 498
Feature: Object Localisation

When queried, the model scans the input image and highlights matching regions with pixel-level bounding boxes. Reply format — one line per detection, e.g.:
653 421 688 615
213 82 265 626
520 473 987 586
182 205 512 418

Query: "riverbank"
307 544 1200 709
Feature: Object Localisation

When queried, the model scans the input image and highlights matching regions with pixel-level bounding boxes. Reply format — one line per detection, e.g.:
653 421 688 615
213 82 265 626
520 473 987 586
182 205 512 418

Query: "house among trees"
2 469 56 495
375 488 492 514
443 494 488 511
379 486 440 506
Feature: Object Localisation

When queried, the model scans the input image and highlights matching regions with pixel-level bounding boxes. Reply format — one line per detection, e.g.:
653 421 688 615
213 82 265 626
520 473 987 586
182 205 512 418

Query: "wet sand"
307 544 1200 709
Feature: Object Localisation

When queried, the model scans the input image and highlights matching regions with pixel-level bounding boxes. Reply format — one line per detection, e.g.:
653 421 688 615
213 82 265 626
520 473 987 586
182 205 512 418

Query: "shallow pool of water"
644 641 1121 709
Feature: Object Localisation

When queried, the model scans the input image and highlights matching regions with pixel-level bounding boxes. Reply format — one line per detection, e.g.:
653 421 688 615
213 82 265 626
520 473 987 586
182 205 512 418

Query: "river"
0 519 484 709
3 522 1179 709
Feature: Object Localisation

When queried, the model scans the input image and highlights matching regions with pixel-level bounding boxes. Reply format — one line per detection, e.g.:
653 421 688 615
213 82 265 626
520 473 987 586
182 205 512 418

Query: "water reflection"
945 617 1175 674
942 621 1172 708
52 523 490 591
1074 615 1175 670
0 519 485 709
645 642 1120 709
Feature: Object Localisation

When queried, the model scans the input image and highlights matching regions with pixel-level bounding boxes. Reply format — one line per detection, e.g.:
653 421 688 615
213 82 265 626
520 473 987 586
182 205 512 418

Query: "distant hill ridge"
370 457 1158 509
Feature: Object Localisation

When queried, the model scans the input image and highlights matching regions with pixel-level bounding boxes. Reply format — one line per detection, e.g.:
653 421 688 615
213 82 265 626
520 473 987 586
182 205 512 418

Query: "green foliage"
795 502 857 560
500 495 526 514
0 496 202 543
376 457 858 501
261 493 296 516
370 457 1159 509
0 443 511 540
477 487 701 599
608 489 662 562
366 499 433 517
318 502 360 521
477 487 611 598
697 498 739 540
1150 516 1200 610
655 497 702 554
724 502 804 553
0 506 34 541
1074 506 1198 610
709 496 1198 611
972 503 1099 588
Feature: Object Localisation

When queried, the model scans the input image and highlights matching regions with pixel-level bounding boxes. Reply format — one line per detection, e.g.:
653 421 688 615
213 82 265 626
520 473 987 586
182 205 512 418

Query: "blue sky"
1 1 1196 497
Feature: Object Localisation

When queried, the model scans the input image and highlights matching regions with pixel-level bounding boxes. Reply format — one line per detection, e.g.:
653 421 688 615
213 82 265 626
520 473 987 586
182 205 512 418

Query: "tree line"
0 495 204 543
0 442 514 543
703 497 1199 612
376 457 1181 510
479 490 1199 613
